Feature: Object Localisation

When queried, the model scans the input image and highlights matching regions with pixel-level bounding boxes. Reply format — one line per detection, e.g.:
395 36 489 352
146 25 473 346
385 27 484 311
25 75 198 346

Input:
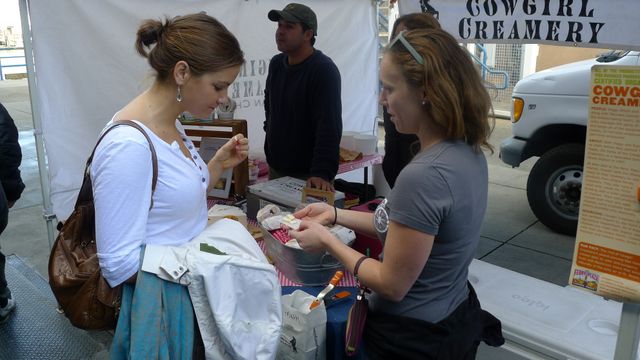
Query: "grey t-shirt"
370 140 488 323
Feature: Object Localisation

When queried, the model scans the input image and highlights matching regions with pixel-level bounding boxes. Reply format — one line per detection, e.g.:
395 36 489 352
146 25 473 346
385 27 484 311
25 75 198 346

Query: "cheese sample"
280 214 301 230
207 205 247 228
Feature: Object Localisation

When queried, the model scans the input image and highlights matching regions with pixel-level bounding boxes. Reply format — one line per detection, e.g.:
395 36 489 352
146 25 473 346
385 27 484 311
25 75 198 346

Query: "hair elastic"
332 206 338 226
353 255 368 279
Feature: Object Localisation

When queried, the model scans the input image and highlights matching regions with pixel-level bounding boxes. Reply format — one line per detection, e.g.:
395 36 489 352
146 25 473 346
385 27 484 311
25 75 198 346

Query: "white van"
499 51 640 235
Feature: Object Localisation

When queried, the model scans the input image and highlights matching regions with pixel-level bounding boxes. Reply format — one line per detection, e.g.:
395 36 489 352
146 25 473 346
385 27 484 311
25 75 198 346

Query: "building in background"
0 0 26 80
0 25 22 48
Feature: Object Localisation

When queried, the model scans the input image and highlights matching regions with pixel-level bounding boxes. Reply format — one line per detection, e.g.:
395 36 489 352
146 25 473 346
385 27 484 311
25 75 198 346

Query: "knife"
310 271 344 310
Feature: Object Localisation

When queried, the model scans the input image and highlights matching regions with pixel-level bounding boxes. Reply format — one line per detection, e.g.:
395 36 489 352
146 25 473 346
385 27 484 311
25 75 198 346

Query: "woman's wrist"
207 158 226 186
210 156 226 171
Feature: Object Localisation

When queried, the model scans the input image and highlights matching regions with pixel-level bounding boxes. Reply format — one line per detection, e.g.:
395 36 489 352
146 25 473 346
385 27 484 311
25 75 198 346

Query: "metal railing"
378 12 388 33
378 1 390 49
0 47 26 80
469 43 510 90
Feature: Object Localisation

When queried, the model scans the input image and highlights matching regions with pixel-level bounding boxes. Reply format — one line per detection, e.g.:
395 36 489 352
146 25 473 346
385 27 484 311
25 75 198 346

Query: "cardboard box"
247 177 345 219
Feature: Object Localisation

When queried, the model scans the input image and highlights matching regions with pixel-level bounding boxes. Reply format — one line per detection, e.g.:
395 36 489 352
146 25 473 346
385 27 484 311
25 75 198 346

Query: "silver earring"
176 85 183 102
422 100 426 106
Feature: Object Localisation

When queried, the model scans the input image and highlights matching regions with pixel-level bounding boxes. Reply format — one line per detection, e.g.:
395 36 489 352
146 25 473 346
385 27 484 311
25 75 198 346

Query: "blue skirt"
110 269 195 360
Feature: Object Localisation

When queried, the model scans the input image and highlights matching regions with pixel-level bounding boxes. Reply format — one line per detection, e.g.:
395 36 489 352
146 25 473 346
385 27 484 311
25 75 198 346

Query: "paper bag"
277 290 327 360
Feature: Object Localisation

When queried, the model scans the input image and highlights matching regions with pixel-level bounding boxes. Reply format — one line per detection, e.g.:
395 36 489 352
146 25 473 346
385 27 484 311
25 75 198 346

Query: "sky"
0 0 21 29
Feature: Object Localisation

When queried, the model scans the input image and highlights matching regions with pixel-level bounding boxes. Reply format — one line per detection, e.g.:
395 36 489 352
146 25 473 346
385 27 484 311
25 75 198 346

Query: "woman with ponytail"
90 13 246 358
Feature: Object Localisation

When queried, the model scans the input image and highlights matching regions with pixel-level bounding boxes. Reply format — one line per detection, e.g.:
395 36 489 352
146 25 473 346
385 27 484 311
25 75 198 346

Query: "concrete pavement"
2 78 50 278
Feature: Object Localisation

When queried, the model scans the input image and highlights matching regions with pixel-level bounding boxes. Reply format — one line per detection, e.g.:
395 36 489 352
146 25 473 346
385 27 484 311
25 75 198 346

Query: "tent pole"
19 0 57 249
614 302 640 360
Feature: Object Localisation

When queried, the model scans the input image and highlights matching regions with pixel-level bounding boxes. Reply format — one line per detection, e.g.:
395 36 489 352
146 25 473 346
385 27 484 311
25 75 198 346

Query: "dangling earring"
176 85 183 102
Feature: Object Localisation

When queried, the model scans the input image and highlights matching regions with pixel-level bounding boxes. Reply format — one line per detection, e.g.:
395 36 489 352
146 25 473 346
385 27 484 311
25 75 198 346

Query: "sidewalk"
1 79 49 278
1 78 112 358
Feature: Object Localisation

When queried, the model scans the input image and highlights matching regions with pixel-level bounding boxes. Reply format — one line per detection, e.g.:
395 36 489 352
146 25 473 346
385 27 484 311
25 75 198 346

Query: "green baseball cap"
268 3 317 35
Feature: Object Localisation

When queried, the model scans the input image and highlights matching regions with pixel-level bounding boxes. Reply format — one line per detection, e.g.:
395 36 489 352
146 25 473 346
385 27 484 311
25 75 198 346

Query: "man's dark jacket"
263 50 342 181
0 103 25 232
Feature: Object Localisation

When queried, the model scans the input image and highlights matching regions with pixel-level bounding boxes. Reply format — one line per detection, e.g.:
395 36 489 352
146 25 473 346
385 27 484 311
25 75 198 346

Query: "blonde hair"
136 13 244 82
385 29 494 153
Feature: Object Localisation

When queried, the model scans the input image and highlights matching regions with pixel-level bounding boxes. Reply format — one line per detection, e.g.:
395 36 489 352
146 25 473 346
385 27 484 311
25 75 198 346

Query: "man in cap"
264 3 342 191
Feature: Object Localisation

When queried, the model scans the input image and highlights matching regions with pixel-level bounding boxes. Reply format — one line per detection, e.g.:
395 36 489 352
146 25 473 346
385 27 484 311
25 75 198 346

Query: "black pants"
0 185 10 307
0 251 8 307
363 283 504 360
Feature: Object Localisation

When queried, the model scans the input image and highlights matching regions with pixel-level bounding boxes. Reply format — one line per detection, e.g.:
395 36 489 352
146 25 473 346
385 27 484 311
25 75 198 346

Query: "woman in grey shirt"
290 28 504 358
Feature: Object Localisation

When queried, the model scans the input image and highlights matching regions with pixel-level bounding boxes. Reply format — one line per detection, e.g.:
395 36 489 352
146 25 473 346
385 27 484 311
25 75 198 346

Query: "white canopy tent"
19 0 380 226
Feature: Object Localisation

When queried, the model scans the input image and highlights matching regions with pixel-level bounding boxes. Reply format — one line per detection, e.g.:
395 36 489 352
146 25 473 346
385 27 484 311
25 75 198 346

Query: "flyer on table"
569 65 640 302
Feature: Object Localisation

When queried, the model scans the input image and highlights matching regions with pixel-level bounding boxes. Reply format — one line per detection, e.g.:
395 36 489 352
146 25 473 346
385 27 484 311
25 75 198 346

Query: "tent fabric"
27 0 379 220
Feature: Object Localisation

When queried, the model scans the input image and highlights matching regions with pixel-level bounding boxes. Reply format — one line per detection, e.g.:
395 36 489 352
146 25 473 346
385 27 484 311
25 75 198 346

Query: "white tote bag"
277 290 327 360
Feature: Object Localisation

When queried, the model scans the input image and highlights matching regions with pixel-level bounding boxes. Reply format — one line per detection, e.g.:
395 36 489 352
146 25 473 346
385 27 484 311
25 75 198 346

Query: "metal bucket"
260 226 345 286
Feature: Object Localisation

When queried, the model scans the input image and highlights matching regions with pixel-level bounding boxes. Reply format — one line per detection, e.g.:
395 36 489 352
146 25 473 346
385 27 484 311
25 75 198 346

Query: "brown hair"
135 13 244 82
391 12 441 37
385 29 494 153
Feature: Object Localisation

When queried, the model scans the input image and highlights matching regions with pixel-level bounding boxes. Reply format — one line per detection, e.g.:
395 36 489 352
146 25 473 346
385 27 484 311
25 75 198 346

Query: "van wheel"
527 144 584 236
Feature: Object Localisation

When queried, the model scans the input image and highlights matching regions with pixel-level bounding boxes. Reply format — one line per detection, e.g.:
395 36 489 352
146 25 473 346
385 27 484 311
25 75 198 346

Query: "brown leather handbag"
48 120 158 330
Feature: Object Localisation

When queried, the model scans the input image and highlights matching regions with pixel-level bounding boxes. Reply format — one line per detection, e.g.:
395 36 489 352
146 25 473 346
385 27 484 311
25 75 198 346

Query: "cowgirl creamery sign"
398 0 640 50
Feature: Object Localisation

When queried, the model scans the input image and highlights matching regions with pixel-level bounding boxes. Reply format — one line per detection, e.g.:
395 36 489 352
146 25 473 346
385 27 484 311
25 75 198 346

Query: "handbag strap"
75 120 158 209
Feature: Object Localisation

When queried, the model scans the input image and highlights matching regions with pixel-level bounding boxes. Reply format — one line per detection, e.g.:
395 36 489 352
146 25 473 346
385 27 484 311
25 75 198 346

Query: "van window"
596 50 630 63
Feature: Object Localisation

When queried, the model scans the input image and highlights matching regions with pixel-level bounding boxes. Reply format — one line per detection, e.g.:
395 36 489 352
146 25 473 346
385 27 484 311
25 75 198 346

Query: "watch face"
374 198 389 235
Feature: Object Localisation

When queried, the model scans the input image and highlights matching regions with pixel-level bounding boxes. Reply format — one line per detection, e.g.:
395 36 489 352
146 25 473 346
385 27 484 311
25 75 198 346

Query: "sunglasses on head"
388 30 424 65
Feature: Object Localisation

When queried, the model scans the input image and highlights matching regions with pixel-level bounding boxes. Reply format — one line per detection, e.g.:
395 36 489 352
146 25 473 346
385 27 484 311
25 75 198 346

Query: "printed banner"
569 65 640 302
399 0 640 50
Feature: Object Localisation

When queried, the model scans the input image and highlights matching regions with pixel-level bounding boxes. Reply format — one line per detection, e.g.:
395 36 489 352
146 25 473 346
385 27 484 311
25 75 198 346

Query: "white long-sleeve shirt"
91 119 208 286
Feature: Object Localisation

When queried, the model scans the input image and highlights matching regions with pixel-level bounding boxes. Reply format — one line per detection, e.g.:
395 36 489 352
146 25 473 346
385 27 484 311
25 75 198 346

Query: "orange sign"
569 65 640 303
576 242 640 283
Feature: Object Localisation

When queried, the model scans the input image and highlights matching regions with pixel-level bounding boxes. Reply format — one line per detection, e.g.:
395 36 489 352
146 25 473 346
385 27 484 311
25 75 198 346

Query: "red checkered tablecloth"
337 153 383 174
